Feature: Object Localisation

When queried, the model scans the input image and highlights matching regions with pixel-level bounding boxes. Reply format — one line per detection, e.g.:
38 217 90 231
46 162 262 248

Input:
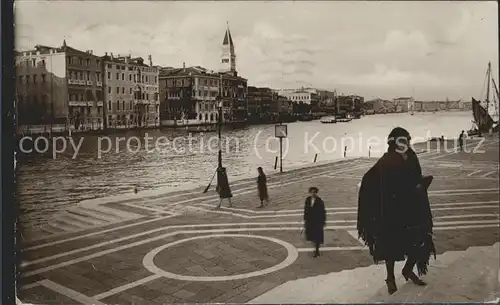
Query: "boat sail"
469 62 499 135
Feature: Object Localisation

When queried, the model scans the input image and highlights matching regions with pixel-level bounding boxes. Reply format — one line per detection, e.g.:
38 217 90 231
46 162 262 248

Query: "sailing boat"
468 62 499 136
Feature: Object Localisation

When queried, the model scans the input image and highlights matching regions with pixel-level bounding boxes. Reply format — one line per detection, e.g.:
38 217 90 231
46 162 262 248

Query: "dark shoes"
385 278 397 295
402 270 427 286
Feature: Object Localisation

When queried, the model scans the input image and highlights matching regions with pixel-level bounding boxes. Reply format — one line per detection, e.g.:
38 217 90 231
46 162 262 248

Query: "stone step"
83 205 141 220
67 207 121 223
383 243 499 303
249 245 495 304
59 211 107 227
48 218 79 232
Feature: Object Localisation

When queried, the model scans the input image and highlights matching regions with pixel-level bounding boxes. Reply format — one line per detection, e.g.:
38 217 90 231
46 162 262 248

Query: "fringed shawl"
357 149 436 275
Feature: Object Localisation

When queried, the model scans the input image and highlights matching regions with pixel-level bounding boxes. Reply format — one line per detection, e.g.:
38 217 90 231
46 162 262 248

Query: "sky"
15 1 499 101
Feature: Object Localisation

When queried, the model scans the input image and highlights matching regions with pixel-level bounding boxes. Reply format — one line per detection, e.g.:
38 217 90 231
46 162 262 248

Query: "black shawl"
357 148 436 275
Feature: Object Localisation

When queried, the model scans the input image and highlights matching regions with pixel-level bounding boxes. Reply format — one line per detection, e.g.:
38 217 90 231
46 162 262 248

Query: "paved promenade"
18 136 499 304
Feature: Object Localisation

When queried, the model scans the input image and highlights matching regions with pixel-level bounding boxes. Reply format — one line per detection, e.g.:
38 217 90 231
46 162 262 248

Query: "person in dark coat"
357 127 436 295
257 167 269 208
303 186 326 258
458 130 465 151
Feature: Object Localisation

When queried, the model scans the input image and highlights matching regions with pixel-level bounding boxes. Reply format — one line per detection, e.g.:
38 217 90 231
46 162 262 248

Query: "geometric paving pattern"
18 136 499 304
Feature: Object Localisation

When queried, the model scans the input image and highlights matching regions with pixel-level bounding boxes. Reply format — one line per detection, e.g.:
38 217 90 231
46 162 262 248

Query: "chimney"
110 52 114 59
183 62 186 70
148 55 152 67
105 52 108 56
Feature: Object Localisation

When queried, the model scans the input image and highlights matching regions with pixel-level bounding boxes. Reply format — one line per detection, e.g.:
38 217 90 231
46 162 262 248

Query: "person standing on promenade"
303 187 326 258
216 168 233 208
458 130 465 151
357 127 436 295
257 167 269 208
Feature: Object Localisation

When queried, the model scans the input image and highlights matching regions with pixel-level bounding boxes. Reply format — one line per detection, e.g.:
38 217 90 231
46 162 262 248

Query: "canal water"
18 112 472 225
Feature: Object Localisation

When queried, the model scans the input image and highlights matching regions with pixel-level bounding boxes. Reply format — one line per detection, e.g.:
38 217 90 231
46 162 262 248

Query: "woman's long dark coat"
257 174 269 201
357 148 436 275
303 196 326 244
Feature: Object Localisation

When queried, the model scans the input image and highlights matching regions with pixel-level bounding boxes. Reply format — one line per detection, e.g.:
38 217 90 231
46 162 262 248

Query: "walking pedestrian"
303 187 326 258
458 130 465 151
357 127 436 295
216 168 232 208
257 167 269 208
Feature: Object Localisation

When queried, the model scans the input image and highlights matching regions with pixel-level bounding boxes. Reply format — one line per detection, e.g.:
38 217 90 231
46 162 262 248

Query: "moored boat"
320 117 337 124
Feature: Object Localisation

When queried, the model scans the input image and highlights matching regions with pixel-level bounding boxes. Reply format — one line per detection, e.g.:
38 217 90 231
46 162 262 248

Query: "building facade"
102 53 159 129
159 24 248 126
159 65 247 126
15 41 104 132
393 97 415 112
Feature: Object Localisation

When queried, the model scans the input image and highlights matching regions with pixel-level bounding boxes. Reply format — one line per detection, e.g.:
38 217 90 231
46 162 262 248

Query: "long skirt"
305 224 324 244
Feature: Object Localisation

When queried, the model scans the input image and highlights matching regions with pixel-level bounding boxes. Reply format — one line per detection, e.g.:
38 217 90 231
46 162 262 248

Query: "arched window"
205 113 208 121
198 113 202 120
210 113 214 121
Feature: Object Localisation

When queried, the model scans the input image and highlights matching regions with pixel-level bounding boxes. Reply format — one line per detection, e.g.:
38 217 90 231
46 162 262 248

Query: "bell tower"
221 22 236 73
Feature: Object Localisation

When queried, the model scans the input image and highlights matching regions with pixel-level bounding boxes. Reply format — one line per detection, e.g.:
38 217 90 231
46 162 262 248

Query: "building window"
116 72 119 80
116 87 120 94
107 72 111 79
33 75 37 83
108 101 111 111
134 75 136 82
122 101 125 110
108 86 111 94
155 76 157 84
96 73 101 82
79 58 83 65
107 64 112 68
122 73 124 81
130 88 132 94
86 59 90 66
32 59 36 67
146 76 149 83
97 107 101 115
86 71 90 80
26 75 30 84
116 101 120 111
122 87 124 94
129 74 132 81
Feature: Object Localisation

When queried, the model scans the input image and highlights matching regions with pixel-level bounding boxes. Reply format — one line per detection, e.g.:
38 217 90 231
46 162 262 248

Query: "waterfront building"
247 86 262 118
159 24 247 126
159 65 247 126
277 95 293 116
102 53 159 129
393 97 414 113
15 41 104 133
336 95 364 113
414 101 423 112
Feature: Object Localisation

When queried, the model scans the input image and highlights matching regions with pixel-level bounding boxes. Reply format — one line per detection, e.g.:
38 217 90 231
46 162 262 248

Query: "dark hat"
387 127 411 144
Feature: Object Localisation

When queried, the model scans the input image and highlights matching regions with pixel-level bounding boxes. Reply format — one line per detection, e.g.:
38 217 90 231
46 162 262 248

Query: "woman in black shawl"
257 167 269 208
357 127 436 295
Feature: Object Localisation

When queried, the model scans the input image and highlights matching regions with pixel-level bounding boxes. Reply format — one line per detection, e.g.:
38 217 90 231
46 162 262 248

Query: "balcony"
69 100 88 107
134 100 149 105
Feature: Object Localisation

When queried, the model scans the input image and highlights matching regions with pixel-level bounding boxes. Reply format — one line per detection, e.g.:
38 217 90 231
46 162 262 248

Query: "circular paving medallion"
142 234 299 281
